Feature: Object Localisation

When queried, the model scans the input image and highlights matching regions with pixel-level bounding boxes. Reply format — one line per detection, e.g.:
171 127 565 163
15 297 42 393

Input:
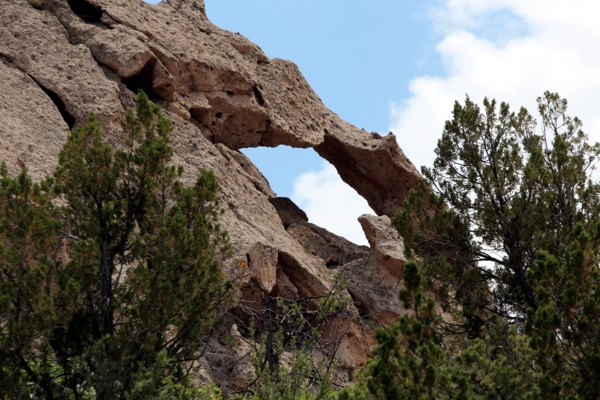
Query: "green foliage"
0 92 234 398
526 223 600 399
0 164 71 399
393 92 600 335
344 92 600 399
233 274 350 400
338 261 445 399
339 262 540 400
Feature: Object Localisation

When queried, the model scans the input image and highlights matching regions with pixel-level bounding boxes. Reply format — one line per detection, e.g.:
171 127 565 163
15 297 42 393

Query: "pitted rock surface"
13 0 420 216
0 57 70 180
0 1 123 123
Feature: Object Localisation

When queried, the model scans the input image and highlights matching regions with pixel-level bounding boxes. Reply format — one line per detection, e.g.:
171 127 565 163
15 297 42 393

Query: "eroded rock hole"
33 79 76 129
121 59 161 100
348 292 369 319
67 0 103 23
253 85 266 106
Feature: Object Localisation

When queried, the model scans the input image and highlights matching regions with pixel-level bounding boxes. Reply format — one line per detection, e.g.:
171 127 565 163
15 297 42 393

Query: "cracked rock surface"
0 0 422 388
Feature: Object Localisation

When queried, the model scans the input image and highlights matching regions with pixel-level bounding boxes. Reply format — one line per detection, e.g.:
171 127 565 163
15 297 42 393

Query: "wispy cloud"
391 0 600 172
291 162 373 246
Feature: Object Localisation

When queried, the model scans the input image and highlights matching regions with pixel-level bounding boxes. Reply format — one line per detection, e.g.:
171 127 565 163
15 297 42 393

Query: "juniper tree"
337 261 540 400
341 224 600 399
393 92 600 336
0 165 71 399
527 222 600 398
338 92 600 399
0 92 234 399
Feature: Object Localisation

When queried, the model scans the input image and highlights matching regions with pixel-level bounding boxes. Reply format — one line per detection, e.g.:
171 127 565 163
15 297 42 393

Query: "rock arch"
0 0 420 382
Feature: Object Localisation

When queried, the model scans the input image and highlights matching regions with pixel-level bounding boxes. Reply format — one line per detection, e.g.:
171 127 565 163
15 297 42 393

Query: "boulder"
87 28 155 79
340 214 409 326
359 214 407 279
246 242 278 294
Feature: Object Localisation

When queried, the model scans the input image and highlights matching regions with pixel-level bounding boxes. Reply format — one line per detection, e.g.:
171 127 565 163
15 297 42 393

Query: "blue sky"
144 0 444 195
202 0 444 201
144 0 600 245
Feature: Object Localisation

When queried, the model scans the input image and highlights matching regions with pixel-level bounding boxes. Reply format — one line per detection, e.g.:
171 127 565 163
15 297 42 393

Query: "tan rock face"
287 223 339 266
0 0 422 385
305 222 371 267
228 324 255 391
53 0 419 216
246 242 278 294
270 197 370 267
0 57 70 180
269 197 309 227
0 1 123 124
341 258 408 327
87 29 155 79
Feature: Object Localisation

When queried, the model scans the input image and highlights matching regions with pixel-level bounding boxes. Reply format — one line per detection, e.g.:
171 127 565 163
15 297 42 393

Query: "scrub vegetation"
2 91 600 399
340 92 600 399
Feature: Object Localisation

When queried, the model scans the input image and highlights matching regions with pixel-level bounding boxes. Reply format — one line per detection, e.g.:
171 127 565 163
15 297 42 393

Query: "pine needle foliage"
0 92 234 399
393 92 600 335
527 222 600 398
342 92 600 399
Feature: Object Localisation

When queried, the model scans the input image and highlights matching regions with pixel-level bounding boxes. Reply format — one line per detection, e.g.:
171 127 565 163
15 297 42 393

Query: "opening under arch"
241 145 374 245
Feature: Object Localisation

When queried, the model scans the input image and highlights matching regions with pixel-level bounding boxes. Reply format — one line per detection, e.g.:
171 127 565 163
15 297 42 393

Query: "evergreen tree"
341 224 600 399
338 261 540 399
347 260 445 399
527 222 600 398
0 165 72 399
393 92 600 335
0 92 234 398
341 92 600 399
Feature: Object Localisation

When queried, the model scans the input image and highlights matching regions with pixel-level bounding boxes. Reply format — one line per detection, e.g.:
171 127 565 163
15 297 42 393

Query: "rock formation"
0 0 423 392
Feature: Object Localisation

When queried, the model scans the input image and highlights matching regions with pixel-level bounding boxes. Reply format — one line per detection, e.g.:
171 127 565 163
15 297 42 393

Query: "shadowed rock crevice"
30 77 77 129
253 85 266 106
66 0 102 23
121 58 163 100
348 292 369 320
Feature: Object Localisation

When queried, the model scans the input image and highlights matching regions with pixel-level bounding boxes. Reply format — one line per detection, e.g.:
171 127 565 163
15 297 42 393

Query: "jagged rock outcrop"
1 0 420 215
269 197 370 268
0 0 423 389
340 215 409 326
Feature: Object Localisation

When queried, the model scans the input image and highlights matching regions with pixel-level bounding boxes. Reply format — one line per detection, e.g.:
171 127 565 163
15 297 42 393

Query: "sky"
145 0 600 246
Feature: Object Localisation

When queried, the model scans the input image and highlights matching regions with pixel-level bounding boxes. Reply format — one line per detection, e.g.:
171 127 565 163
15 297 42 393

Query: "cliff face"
0 0 421 389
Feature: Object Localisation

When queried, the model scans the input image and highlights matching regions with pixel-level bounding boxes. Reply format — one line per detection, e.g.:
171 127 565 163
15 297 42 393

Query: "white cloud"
291 162 374 246
391 0 600 172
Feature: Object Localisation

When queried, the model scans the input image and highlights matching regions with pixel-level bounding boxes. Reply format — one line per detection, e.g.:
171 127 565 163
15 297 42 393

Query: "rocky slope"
0 0 421 391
